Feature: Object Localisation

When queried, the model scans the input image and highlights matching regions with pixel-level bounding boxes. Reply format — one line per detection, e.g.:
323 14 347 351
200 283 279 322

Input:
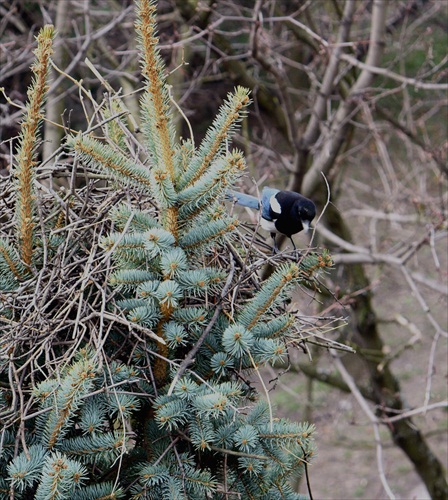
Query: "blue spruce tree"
1 2 333 498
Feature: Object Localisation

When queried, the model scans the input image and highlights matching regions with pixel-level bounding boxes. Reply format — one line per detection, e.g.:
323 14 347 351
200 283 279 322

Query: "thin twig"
331 352 396 500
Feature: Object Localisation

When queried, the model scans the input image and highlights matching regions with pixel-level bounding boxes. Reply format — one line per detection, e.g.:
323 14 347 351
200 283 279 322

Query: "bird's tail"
225 190 260 210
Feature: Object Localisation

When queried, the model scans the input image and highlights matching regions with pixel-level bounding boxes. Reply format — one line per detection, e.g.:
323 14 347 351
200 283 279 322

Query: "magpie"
227 187 316 252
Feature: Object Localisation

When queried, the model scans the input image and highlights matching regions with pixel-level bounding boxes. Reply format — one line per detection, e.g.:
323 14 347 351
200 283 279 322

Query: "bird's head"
297 199 316 233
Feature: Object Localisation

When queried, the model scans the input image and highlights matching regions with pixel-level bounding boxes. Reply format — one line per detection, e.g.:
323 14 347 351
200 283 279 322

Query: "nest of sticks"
0 157 343 428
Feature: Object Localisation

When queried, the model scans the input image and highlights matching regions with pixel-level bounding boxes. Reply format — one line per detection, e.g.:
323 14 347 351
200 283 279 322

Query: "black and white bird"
227 187 316 252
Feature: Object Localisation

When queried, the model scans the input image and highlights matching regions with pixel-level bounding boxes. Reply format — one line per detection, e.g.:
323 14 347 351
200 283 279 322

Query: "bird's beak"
302 220 310 233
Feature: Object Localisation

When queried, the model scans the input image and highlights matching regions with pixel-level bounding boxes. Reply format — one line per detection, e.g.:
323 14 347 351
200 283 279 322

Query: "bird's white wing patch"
260 218 278 233
269 194 281 214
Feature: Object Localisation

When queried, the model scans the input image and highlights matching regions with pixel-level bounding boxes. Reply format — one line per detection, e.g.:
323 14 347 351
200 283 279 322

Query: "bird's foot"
293 249 303 262
271 233 280 255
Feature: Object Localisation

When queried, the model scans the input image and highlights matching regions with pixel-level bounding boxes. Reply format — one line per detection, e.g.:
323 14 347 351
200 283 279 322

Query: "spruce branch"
177 150 246 220
14 24 55 270
135 0 178 240
0 239 26 288
34 451 88 500
179 216 240 254
239 262 301 330
179 87 251 190
70 482 125 500
135 0 175 183
68 134 154 192
35 356 98 450
59 432 125 465
7 444 48 493
109 204 159 232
